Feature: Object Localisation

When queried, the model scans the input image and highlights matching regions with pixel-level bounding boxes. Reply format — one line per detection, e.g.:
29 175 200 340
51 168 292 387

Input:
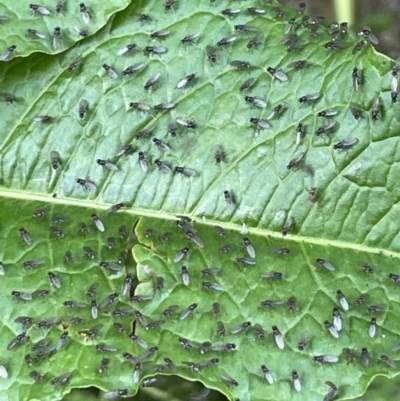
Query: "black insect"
181 32 200 44
261 272 283 280
317 109 338 118
267 104 284 120
74 26 89 38
234 24 258 32
23 354 33 367
235 257 256 266
56 331 69 351
352 67 361 92
102 64 118 79
51 372 72 385
239 78 255 92
78 324 103 340
217 35 237 46
247 34 263 50
62 251 72 265
123 62 145 76
230 321 251 335
369 317 377 338
56 0 65 13
68 55 82 72
358 262 373 274
324 41 345 50
381 355 397 369
63 300 86 308
179 303 198 320
316 258 335 271
297 332 309 351
145 46 167 55
19 227 32 246
287 39 305 52
247 7 266 14
298 2 306 13
53 27 61 49
29 4 51 15
135 13 152 23
352 40 368 54
86 283 99 299
153 138 170 152
230 60 251 69
34 115 53 123
275 247 291 255
134 151 147 172
150 29 170 39
106 203 125 214
287 60 307 69
23 259 45 268
324 381 339 401
131 294 153 303
7 332 28 350
79 2 90 24
206 45 217 63
175 166 197 177
357 26 379 45
245 95 266 108
315 121 336 136
91 213 105 232
250 117 270 130
298 92 320 103
343 347 356 362
217 321 226 337
280 33 298 44
284 17 296 34
267 67 288 82
313 354 339 364
83 246 95 259
259 365 274 384
333 307 342 331
144 73 161 90
154 101 175 110
98 358 110 373
222 190 233 205
48 272 61 288
324 320 339 338
221 8 240 16
361 347 370 366
136 125 156 139
176 117 197 129
117 44 137 56
97 159 118 171
78 99 88 118
391 77 399 102
161 305 179 319
287 153 305 169
349 102 361 120
221 373 238 386
76 178 96 193
367 303 387 313
11 291 32 301
27 28 46 39
333 138 359 150
371 97 380 120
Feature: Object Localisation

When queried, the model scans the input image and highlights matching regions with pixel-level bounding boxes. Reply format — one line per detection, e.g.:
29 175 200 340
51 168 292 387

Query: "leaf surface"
0 1 399 401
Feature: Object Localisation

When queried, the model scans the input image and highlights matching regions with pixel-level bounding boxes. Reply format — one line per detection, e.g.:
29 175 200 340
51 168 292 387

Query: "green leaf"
0 1 399 401
0 0 130 59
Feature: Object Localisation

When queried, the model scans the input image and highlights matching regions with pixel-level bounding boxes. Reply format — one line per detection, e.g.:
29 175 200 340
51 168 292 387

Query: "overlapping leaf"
0 0 130 59
0 0 400 400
